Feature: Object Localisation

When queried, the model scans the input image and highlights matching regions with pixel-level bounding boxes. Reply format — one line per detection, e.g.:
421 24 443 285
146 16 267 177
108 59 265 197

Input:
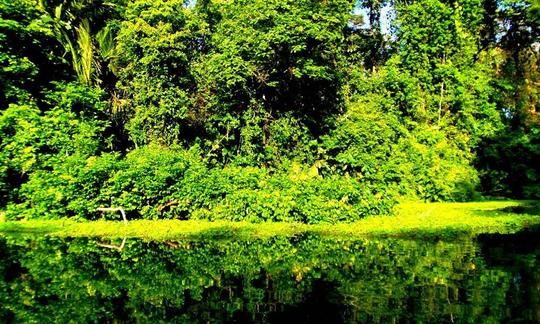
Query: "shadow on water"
496 202 540 215
476 227 540 323
478 225 540 257
0 228 538 323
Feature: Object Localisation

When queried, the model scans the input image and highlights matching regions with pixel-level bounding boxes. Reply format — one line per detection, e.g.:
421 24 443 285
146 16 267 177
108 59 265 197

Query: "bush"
6 145 395 223
5 145 203 220
103 145 206 219
191 164 395 223
0 103 105 209
393 126 479 201
323 99 479 202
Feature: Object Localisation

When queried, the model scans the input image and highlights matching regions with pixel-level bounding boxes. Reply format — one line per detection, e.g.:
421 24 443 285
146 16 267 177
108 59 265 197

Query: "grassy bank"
0 201 539 241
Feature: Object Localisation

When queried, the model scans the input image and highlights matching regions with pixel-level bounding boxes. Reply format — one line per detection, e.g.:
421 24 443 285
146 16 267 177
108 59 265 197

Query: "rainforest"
1 1 540 322
0 0 539 223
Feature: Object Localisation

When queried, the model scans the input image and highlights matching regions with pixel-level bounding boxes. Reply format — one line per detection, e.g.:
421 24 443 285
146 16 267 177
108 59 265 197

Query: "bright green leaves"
37 0 123 86
1 0 538 220
323 97 479 201
189 163 394 223
206 0 350 83
103 145 205 219
331 0 506 201
113 0 355 160
0 102 105 211
115 0 207 146
0 80 109 212
194 0 354 163
394 0 482 74
4 144 394 222
0 0 67 108
390 0 503 135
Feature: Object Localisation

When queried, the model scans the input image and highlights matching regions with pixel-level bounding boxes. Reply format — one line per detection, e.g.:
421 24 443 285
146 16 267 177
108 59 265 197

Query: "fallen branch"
97 237 127 251
97 207 128 224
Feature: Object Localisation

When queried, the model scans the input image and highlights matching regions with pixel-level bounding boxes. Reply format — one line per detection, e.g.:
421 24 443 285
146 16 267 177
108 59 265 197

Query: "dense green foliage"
1 233 539 322
5 144 392 223
0 0 538 221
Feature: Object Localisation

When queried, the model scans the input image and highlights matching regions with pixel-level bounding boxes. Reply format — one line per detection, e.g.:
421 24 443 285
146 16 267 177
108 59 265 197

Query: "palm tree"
37 0 119 85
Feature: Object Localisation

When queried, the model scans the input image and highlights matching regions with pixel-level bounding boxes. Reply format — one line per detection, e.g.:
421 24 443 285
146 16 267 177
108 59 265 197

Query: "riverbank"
1 201 539 240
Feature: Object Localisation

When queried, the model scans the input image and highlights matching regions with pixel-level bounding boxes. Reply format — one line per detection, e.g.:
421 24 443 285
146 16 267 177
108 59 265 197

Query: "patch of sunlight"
1 201 538 241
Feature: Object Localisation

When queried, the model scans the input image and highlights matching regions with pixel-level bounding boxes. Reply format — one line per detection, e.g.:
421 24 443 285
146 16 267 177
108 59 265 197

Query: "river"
0 229 538 323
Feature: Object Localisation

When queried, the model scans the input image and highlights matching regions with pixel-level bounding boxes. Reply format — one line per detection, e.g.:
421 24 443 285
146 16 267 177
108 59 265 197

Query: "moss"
1 201 538 241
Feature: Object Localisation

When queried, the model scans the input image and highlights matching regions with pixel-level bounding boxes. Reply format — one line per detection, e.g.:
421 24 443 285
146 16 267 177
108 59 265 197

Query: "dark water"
0 230 538 323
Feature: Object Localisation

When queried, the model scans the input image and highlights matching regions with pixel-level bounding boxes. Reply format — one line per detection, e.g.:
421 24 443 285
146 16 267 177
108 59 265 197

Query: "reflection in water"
96 237 127 251
0 231 538 323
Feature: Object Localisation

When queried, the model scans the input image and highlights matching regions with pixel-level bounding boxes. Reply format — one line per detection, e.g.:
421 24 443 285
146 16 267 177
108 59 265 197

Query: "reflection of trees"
0 234 537 323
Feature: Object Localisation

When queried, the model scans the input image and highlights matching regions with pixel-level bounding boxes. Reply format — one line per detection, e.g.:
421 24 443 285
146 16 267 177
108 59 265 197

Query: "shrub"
0 103 105 210
189 163 395 224
6 145 395 223
323 99 479 202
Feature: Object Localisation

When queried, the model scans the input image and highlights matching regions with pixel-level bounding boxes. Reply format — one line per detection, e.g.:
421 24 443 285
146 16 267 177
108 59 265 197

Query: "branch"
97 207 128 224
97 237 127 251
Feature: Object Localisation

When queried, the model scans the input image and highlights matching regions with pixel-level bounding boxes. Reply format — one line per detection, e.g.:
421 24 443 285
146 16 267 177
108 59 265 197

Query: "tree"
37 0 122 86
0 0 68 108
194 0 355 164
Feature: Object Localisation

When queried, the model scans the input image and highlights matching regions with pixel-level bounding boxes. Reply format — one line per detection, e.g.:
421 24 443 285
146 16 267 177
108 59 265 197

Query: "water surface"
0 230 538 323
